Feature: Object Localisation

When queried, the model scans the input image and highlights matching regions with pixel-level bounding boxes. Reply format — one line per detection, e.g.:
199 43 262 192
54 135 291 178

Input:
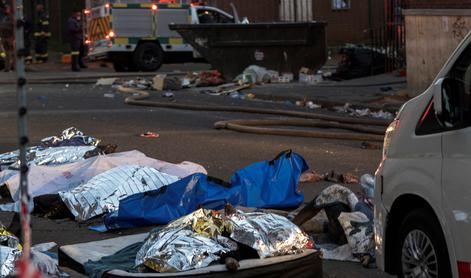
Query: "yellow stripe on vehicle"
169 38 184 45
41 21 49 25
114 37 129 45
111 3 127 8
71 51 79 55
140 3 152 8
167 3 182 8
0 52 6 58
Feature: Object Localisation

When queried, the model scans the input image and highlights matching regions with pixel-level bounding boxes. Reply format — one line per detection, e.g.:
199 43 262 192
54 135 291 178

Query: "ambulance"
84 0 235 71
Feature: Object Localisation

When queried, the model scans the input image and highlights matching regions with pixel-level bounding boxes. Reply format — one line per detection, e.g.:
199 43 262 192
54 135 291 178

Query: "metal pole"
14 0 31 260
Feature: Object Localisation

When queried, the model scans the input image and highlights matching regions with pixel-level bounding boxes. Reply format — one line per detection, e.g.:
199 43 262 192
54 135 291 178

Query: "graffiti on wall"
452 17 468 41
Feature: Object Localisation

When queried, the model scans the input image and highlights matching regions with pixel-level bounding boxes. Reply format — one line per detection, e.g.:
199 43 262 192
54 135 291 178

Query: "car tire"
133 42 164 72
396 208 452 278
112 61 137 72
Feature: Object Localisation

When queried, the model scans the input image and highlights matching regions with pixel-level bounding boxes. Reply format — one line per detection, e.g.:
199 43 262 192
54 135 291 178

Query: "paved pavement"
0 74 395 277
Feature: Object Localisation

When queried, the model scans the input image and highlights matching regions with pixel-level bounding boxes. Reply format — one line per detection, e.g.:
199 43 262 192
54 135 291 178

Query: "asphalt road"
0 82 393 278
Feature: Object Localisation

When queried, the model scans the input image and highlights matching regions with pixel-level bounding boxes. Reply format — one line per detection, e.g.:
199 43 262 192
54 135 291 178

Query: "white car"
374 32 471 277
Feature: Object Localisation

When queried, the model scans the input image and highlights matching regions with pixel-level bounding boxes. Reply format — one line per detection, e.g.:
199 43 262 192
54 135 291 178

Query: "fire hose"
117 86 388 142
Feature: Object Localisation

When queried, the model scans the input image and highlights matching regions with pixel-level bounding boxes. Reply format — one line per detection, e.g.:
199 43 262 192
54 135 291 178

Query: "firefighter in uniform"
33 4 50 63
24 16 33 64
67 10 87 71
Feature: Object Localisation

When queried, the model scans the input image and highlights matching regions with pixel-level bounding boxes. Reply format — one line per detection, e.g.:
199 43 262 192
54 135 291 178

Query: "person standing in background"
67 10 87 72
0 0 14 71
24 16 33 65
33 4 50 63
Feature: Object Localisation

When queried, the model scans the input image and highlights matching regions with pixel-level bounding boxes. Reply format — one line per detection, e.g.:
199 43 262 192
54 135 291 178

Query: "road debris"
361 141 382 149
140 131 160 138
299 170 359 184
96 78 118 86
334 103 394 120
299 67 323 84
293 184 375 268
103 93 116 98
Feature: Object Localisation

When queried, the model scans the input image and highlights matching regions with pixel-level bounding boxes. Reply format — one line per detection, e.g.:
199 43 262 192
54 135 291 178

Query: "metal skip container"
169 22 327 80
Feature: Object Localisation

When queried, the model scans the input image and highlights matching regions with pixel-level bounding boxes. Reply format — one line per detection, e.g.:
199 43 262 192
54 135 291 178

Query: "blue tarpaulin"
102 150 309 230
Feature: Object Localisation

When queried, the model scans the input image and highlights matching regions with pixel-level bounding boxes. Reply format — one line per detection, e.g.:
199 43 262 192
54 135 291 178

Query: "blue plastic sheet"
103 150 309 231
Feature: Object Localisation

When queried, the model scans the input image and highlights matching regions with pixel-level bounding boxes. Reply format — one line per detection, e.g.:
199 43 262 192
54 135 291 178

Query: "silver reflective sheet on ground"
228 211 311 258
136 228 231 273
31 146 96 166
0 230 22 277
59 165 179 222
40 127 100 148
0 246 21 277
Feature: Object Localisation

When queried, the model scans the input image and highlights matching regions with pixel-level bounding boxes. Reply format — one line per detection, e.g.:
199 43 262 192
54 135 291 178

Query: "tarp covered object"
103 150 308 230
0 150 207 201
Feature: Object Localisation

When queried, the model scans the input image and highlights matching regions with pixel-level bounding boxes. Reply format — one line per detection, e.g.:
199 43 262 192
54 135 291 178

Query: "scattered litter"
195 70 224 87
306 101 321 109
161 91 174 98
122 78 153 90
334 103 394 120
103 93 116 98
361 142 381 150
293 184 375 267
140 131 160 138
279 73 294 83
299 170 359 184
246 93 256 99
65 84 69 88
299 67 323 84
96 78 118 86
229 91 241 99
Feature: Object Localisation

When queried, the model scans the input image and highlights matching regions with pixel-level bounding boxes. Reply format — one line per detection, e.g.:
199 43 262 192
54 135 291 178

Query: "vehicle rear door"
441 41 471 274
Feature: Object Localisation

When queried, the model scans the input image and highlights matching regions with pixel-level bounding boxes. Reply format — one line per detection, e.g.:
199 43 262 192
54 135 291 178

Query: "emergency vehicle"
84 0 235 71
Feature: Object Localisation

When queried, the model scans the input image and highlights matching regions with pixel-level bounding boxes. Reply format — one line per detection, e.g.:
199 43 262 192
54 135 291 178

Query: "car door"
441 42 471 273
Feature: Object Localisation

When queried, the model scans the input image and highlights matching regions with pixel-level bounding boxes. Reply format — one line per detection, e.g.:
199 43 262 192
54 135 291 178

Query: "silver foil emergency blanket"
39 127 100 148
227 211 313 258
0 127 100 170
59 165 179 222
0 229 22 277
135 209 235 273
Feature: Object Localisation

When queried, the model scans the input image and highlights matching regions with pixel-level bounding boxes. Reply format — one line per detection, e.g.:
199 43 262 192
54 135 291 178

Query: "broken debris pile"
334 103 394 120
293 180 376 267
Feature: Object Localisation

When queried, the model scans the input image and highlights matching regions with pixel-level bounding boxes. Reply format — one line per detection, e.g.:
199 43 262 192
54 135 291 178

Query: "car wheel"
397 208 452 278
133 42 164 72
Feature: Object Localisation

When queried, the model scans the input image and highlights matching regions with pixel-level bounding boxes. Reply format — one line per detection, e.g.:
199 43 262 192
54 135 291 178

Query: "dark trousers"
35 37 48 62
70 40 85 70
